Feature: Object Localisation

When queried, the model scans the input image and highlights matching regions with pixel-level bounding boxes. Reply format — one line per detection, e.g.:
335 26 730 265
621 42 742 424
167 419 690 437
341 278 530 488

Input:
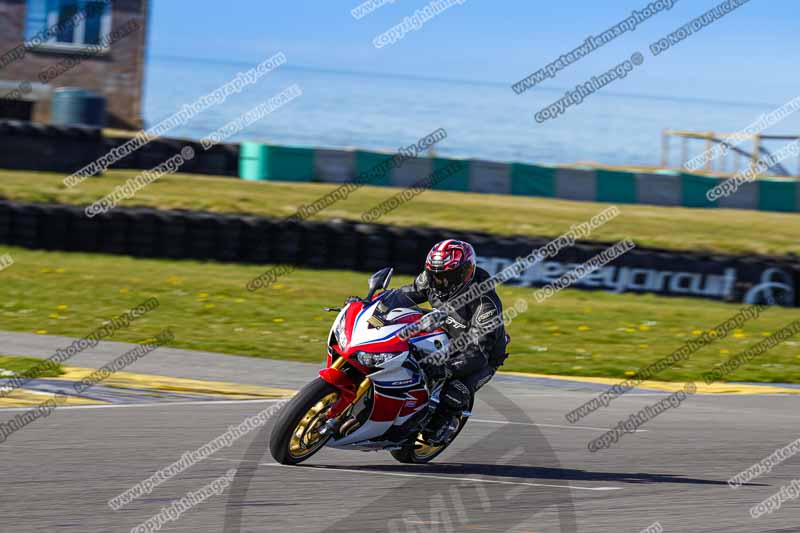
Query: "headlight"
334 314 349 349
355 351 401 367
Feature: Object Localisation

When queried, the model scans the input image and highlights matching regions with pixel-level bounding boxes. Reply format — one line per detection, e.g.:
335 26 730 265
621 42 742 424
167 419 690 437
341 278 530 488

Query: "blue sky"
147 0 796 105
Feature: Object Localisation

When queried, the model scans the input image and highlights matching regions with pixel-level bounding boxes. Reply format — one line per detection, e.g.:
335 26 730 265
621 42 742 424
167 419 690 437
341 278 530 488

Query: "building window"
25 0 112 50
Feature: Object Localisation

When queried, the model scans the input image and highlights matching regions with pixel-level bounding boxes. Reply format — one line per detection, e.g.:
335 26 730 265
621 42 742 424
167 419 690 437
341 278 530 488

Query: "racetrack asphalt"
1 331 798 533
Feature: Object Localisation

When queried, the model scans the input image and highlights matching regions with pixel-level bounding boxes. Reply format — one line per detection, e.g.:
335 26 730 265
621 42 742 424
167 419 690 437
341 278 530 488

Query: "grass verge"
1 246 799 383
1 169 799 256
0 355 64 378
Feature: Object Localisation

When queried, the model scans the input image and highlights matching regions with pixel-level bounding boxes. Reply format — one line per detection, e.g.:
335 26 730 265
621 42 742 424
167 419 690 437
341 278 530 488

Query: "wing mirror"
366 267 393 301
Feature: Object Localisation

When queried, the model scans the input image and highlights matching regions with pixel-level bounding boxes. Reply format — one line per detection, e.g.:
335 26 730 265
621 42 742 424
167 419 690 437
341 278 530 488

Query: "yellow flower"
762 332 772 337
720 349 730 354
625 328 636 333
234 298 245 303
204 304 215 309
638 325 651 331
733 332 747 338
639 344 649 349
35 329 47 334
119 288 129 294
167 276 182 285
56 305 68 310
547 325 560 331
272 284 284 290
54 268 65 273
577 325 590 331
198 292 209 299
48 313 60 319
624 370 636 376
273 318 285 323
692 330 703 336
553 332 562 336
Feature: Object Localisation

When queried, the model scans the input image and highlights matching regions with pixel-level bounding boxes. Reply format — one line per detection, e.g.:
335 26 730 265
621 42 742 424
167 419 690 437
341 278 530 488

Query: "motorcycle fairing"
323 290 451 450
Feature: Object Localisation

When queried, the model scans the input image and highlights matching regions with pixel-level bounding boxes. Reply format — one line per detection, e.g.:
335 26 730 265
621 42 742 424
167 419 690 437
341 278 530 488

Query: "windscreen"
373 289 423 322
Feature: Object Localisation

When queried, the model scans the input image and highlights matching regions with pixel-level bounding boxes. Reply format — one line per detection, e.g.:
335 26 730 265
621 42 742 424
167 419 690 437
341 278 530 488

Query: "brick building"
0 0 148 128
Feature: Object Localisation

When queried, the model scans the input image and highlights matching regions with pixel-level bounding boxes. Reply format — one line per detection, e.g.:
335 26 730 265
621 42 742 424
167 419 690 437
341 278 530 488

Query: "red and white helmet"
425 239 476 299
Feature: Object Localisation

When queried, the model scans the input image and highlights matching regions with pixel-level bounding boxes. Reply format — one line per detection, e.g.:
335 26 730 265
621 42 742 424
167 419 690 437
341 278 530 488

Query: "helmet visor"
427 267 467 292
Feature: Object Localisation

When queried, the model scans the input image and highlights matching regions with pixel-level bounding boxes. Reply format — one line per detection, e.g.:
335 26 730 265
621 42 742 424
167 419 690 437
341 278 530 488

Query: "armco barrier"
3 118 798 212
0 198 798 307
759 179 797 212
262 146 315 182
258 145 800 213
596 169 637 204
354 150 393 187
314 148 356 184
510 163 555 197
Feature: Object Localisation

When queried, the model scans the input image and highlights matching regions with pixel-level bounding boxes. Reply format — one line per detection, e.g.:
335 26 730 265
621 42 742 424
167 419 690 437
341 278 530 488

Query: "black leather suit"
400 267 507 419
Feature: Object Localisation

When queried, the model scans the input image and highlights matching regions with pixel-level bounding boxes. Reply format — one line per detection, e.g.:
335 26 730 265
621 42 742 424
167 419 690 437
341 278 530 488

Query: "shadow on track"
223 383 580 532
304 462 762 487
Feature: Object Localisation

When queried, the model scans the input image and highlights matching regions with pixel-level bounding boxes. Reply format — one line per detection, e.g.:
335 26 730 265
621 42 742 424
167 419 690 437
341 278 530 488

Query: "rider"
399 239 508 443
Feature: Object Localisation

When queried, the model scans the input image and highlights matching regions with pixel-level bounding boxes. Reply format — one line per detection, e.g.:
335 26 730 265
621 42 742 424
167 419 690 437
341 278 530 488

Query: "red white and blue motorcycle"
270 268 472 465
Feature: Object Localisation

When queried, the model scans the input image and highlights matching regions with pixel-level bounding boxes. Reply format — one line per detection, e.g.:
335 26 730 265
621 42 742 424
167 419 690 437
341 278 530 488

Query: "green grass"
0 355 64 378
2 169 800 256
2 245 800 383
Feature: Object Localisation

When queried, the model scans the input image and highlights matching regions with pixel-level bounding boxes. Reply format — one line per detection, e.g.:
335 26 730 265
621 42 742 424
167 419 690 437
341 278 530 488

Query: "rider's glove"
344 296 362 305
421 359 451 381
418 309 448 331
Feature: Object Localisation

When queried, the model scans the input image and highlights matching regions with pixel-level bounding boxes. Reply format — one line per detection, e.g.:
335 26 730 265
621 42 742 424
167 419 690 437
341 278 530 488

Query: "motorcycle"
269 267 472 465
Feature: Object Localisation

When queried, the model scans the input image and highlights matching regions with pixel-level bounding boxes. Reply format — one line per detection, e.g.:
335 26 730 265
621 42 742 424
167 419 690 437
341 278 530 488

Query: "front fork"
319 357 372 421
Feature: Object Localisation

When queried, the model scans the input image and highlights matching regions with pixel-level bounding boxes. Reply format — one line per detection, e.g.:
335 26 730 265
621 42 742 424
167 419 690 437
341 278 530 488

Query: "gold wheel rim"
413 434 445 460
288 392 338 460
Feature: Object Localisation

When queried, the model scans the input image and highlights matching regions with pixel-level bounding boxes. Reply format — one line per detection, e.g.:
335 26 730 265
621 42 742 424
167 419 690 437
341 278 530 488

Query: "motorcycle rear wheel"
391 415 470 464
270 378 339 465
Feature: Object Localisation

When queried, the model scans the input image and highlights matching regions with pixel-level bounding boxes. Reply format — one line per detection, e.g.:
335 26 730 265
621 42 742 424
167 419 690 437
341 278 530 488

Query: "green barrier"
239 142 268 181
681 173 718 208
266 146 314 182
758 179 797 212
354 150 395 186
510 163 555 197
430 158 470 191
596 169 637 203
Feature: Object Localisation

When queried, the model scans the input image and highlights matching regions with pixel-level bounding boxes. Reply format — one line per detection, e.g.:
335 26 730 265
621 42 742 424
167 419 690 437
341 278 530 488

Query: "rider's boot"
422 412 460 445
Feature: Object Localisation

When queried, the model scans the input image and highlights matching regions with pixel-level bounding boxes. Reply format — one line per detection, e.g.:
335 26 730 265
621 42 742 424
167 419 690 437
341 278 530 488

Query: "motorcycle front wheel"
270 377 339 465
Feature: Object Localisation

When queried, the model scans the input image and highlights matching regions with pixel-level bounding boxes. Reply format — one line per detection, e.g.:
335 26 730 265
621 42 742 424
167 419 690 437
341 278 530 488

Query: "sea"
144 55 800 172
